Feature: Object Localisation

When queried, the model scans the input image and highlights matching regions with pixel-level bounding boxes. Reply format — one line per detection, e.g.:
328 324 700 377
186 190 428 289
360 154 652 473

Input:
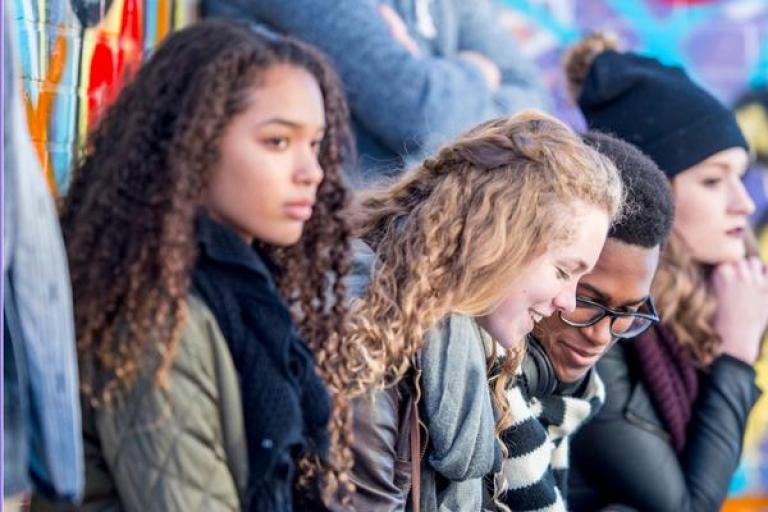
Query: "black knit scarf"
191 213 331 511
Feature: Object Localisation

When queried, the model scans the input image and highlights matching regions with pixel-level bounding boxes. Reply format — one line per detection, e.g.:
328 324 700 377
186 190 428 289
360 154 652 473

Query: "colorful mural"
9 0 196 196
501 0 768 126
500 0 768 499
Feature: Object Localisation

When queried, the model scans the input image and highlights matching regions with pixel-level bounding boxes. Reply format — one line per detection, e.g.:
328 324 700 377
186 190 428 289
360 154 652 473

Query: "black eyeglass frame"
558 296 660 339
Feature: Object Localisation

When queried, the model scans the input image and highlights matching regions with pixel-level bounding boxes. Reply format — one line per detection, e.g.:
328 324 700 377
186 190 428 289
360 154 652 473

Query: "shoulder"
85 295 246 510
593 342 634 405
593 342 667 437
94 294 239 425
178 295 239 383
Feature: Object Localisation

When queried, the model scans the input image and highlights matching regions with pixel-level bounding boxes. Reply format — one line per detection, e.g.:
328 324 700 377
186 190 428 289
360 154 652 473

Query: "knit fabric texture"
192 212 331 511
579 50 748 178
493 345 605 512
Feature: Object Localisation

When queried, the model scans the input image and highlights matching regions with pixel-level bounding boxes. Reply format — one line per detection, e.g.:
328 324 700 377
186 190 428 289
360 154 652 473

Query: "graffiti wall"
501 0 768 500
9 0 196 196
502 0 768 125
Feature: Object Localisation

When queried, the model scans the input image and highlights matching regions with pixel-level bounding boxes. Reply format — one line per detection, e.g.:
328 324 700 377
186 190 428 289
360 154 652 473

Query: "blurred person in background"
564 33 768 512
203 0 550 182
3 4 84 509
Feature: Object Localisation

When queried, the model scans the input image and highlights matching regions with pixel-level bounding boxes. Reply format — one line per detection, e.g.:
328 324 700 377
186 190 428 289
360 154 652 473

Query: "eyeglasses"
559 296 660 339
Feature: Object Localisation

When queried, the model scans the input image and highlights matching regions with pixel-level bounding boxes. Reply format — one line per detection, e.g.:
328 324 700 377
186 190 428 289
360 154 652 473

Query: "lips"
559 339 602 368
284 200 315 221
725 227 745 238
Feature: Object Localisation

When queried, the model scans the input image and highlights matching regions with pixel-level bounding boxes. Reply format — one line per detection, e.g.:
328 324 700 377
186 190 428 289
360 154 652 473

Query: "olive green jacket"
33 296 248 512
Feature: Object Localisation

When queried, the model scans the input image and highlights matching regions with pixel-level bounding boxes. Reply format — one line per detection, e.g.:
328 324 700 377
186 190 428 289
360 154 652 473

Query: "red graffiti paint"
86 0 144 127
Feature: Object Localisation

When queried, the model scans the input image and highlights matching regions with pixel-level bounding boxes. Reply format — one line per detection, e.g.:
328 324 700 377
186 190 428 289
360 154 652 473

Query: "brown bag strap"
410 397 421 512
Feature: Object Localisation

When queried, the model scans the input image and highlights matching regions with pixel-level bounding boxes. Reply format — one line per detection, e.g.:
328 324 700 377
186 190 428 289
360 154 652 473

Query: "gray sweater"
203 0 550 182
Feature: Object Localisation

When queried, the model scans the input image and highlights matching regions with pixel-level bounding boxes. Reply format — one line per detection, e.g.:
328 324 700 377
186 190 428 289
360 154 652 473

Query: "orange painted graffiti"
23 32 68 196
13 0 195 196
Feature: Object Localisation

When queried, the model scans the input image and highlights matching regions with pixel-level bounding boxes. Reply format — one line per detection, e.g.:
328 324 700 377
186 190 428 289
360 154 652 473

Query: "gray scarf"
348 240 501 511
419 315 502 511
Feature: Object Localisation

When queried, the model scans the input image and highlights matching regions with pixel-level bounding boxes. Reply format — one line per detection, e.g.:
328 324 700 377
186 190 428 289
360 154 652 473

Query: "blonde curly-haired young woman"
336 110 624 511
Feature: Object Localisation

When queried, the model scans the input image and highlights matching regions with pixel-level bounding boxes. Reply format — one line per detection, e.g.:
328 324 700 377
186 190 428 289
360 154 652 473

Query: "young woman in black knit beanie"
563 33 768 512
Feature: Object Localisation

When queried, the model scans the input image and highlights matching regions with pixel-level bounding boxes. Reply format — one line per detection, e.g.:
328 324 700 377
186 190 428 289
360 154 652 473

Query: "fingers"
714 257 768 286
712 261 736 285
377 4 422 56
746 256 765 288
734 257 750 281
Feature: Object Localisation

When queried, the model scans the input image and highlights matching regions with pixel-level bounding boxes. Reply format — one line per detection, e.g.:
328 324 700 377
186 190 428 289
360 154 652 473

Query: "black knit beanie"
578 50 748 178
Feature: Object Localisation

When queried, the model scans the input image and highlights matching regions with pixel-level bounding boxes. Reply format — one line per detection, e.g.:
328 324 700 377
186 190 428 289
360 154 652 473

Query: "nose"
552 281 577 314
295 148 324 187
580 315 613 348
728 176 755 216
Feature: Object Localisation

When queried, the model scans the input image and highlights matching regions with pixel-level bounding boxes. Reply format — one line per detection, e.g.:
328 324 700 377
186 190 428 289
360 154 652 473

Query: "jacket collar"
195 210 277 282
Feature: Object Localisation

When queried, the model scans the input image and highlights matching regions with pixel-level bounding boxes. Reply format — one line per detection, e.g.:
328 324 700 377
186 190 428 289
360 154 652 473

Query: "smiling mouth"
529 309 547 324
561 340 602 360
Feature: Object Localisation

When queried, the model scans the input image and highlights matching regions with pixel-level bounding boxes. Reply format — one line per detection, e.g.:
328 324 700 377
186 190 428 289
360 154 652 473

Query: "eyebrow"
710 164 734 175
255 118 326 133
578 282 647 309
702 160 744 175
563 259 589 274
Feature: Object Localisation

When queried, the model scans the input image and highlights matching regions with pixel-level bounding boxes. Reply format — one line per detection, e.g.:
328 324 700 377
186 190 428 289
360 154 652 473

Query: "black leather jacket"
568 340 761 512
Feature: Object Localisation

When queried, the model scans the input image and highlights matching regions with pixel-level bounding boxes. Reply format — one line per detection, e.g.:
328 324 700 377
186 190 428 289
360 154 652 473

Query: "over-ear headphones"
518 336 591 398
517 336 559 398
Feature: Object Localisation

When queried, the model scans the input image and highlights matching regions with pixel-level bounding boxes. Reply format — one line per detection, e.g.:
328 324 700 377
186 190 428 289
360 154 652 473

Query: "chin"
262 225 305 247
700 242 747 264
559 367 587 384
277 234 303 247
497 332 526 351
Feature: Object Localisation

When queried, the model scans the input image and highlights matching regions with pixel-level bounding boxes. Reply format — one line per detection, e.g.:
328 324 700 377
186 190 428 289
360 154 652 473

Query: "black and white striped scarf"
492 344 605 512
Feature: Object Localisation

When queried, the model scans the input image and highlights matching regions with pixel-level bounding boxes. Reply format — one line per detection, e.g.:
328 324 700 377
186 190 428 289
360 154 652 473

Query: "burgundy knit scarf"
631 325 699 453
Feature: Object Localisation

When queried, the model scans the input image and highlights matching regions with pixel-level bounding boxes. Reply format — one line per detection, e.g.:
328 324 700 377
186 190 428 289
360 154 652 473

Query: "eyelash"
701 178 722 187
264 137 324 152
557 267 570 281
264 136 289 149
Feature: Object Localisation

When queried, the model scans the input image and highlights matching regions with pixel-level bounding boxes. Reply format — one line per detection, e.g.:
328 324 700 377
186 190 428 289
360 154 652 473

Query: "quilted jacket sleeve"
85 297 247 512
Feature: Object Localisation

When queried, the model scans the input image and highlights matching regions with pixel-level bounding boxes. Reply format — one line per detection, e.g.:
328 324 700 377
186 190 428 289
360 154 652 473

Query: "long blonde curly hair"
344 109 623 409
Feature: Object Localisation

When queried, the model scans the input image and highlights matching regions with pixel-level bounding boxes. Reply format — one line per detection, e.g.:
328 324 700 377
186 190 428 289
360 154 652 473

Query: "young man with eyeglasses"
490 131 673 511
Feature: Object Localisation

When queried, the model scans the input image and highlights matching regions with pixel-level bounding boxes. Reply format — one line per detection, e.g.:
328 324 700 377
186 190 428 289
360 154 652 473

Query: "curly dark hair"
60 18 354 503
583 131 674 248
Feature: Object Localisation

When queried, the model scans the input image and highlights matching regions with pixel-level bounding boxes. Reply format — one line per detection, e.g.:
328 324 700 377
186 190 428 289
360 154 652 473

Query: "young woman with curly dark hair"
45 19 355 512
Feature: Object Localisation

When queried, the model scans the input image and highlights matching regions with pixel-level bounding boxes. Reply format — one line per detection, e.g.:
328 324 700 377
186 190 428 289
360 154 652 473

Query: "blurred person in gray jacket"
204 0 550 182
3 4 84 508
